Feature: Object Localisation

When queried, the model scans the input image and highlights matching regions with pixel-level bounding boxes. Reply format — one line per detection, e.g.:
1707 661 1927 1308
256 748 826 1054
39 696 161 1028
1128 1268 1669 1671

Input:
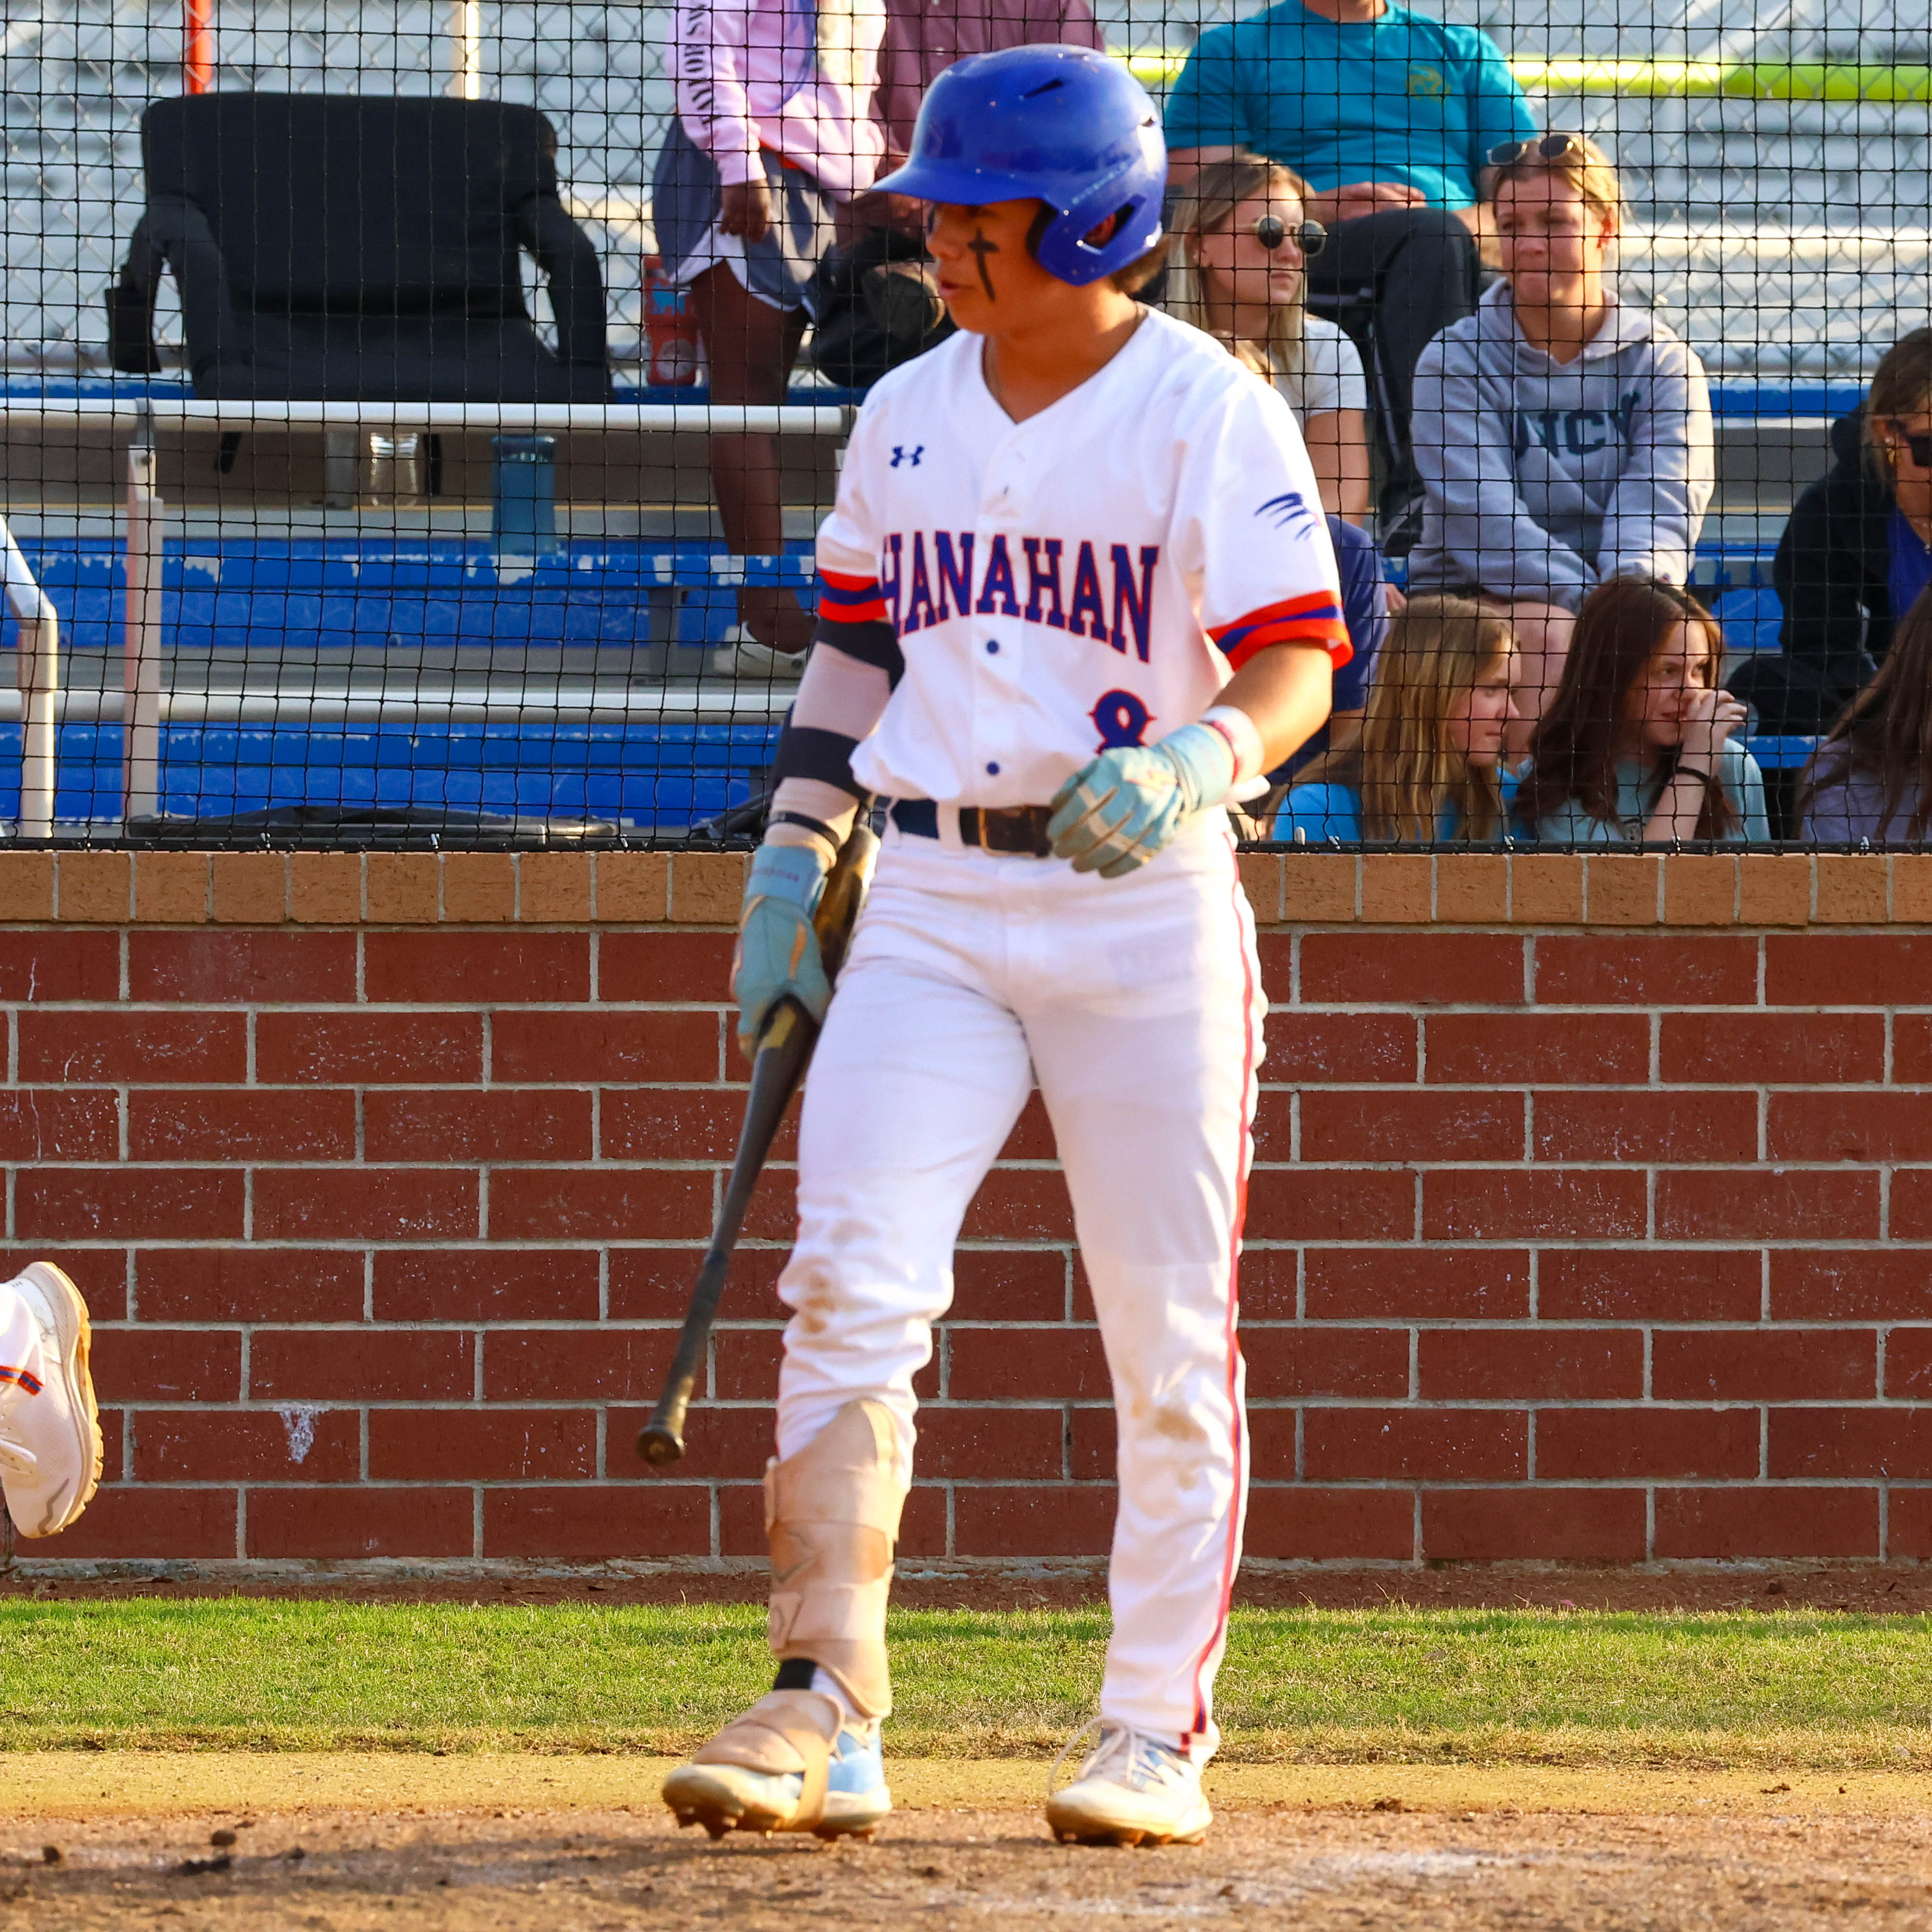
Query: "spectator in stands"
1274 593 1518 842
1407 134 1713 751
1516 576 1768 844
653 0 888 664
1732 328 1932 733
1163 153 1371 523
1162 0 1536 551
1798 588 1932 842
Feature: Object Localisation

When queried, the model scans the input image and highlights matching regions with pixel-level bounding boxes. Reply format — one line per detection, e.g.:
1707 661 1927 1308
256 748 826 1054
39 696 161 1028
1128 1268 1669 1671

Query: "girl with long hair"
1516 576 1768 844
1276 595 1519 843
1165 152 1372 523
1799 588 1932 841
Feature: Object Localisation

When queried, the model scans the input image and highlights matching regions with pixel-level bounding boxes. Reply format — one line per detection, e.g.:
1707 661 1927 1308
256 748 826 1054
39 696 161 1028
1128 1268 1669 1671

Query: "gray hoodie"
1406 284 1714 613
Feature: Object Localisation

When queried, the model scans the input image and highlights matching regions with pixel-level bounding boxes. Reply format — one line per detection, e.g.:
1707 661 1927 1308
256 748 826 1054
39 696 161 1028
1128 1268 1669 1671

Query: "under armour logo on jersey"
891 445 924 468
1092 689 1153 749
1256 491 1318 537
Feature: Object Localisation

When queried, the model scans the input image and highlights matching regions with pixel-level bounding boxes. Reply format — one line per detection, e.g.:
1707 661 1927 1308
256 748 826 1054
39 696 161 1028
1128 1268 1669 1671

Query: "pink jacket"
673 0 887 197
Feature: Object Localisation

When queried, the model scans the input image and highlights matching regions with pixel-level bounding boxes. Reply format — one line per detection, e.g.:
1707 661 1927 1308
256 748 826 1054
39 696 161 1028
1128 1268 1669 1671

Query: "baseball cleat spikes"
1045 1721 1213 1850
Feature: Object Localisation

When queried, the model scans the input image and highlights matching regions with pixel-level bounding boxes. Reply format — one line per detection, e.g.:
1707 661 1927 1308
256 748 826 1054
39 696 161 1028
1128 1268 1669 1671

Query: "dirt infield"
6 1758 1932 1928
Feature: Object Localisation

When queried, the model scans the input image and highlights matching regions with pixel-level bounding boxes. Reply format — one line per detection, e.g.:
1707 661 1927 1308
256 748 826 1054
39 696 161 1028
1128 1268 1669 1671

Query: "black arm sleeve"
771 725 865 798
813 616 905 686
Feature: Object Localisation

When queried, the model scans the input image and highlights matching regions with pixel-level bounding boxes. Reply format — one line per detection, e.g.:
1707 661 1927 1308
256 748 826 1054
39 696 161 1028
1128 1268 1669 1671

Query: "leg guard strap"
691 1689 840 1828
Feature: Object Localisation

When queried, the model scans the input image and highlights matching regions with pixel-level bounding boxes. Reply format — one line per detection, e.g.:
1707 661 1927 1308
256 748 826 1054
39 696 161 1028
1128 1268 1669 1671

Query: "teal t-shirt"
1162 1 1535 209
1275 774 1519 844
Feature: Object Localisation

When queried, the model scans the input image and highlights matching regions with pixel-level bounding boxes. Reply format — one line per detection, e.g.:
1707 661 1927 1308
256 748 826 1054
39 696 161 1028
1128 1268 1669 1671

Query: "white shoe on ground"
663 1713 891 1840
1045 1720 1212 1847
712 627 807 680
0 1262 103 1538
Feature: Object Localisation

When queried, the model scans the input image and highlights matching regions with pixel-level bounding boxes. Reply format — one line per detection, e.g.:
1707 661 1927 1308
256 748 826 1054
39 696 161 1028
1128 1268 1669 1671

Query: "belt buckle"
980 805 1052 858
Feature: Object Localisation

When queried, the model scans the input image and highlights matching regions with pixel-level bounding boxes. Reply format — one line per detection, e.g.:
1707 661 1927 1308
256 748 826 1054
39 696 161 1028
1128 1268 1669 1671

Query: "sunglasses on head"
1890 419 1932 468
1248 214 1327 257
1487 132 1586 168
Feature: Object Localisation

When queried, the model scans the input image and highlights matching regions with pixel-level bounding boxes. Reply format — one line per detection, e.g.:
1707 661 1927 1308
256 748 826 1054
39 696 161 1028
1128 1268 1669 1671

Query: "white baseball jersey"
814 307 1350 807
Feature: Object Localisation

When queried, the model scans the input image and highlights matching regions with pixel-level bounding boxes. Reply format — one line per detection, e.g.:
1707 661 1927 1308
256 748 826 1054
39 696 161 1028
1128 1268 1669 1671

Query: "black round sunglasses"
1247 214 1327 258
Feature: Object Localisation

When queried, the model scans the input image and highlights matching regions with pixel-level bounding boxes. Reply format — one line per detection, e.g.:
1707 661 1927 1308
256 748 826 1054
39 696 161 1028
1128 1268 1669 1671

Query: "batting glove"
733 844 832 1057
1047 721 1236 879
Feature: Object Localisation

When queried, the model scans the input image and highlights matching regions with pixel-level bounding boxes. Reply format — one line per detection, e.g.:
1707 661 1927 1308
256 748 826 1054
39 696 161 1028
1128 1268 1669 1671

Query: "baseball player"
0 1263 102 1539
663 44 1347 1848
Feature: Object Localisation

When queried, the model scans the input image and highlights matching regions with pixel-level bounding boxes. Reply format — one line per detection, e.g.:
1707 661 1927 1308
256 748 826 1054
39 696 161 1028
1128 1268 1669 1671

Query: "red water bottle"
644 254 702 386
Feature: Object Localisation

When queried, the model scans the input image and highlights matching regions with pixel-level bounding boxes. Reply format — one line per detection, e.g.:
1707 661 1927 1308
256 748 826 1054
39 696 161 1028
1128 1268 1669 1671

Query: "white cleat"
1045 1721 1212 1848
0 1262 103 1539
663 1705 891 1841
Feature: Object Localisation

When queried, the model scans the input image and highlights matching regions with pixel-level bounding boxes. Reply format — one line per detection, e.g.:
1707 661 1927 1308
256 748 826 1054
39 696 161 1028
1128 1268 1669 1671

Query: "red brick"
607 1403 776 1479
247 1487 475 1560
130 931 356 1004
1424 1487 1646 1562
1229 1250 1297 1319
996 1094 1058 1161
606 1246 787 1324
128 1089 356 1161
487 1168 711 1243
739 1168 800 1243
253 1169 478 1242
1663 1012 1883 1085
1885 1491 1932 1559
490 1009 721 1084
714 1325 865 1402
133 1409 360 1482
718 1482 948 1559
137 1248 363 1323
0 931 119 1003
1889 1015 1932 1083
1304 1248 1529 1321
1655 1170 1879 1242
601 1088 794 1165
483 1486 712 1559
597 931 735 1002
1425 1012 1651 1086
948 1327 1109 1400
910 1406 1064 1479
1301 1090 1525 1163
1653 1486 1878 1560
1244 1327 1409 1399
362 1089 592 1163
40 1486 236 1560
11 1248 127 1321
1245 1168 1414 1242
1883 1329 1932 1399
1419 1330 1642 1401
1422 1170 1646 1242
374 1249 600 1322
482 1328 678 1402
951 1250 1068 1322
1766 934 1932 1007
1067 1404 1115 1479
0 1090 118 1160
959 1169 1076 1242
1537 1407 1759 1480
1260 1014 1418 1083
17 1011 246 1084
1540 1249 1761 1323
250 1331 476 1402
954 1485 1114 1558
1771 1093 1932 1163
1534 936 1757 1006
1652 1329 1874 1402
1244 1487 1414 1560
1299 933 1525 1006
363 932 589 1004
92 1329 242 1402
1769 1408 1932 1479
17 1169 244 1241
256 1012 483 1085
1303 1408 1527 1480
1889 1174 1932 1241
1533 1090 1757 1164
369 1410 596 1481
1771 1252 1932 1321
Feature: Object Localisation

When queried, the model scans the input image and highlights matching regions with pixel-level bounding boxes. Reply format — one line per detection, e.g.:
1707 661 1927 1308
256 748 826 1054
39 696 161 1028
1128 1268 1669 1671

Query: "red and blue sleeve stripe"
817 570 890 625
1210 592 1353 672
813 570 904 682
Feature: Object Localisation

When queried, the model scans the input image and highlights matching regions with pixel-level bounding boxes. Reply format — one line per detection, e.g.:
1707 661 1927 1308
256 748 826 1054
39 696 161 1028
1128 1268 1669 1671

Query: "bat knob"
637 1422 686 1467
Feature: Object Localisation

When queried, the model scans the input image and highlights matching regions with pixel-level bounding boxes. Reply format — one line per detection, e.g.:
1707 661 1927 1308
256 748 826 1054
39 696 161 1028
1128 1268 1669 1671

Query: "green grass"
3 1601 1932 1767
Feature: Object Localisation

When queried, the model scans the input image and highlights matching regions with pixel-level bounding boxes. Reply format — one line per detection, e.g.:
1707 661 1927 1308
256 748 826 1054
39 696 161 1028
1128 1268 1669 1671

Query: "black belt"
891 798 1055 857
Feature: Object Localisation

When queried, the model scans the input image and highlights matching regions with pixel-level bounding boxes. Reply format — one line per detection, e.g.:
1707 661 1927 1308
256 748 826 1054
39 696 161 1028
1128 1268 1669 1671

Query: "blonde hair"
1302 595 1516 843
1164 152 1317 412
1486 131 1623 231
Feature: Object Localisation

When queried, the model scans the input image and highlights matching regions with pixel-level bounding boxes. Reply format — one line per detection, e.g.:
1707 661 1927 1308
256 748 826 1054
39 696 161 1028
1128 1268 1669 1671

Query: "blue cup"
491 434 561 566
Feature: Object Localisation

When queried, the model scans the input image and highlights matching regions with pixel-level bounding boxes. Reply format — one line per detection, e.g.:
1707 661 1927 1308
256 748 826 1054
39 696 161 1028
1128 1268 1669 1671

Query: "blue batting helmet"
874 46 1166 287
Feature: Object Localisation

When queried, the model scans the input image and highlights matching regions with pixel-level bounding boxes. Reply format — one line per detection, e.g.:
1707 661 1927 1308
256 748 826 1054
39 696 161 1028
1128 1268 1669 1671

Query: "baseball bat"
636 817 880 1467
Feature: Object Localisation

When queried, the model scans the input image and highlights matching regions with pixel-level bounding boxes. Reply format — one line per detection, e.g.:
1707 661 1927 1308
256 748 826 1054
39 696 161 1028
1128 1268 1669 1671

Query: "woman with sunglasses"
1730 328 1932 733
1164 154 1372 524
1406 132 1713 753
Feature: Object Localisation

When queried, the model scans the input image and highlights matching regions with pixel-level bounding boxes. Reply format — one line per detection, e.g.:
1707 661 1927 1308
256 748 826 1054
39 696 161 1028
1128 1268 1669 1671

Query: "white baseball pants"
774 816 1264 1755
0 1279 43 1410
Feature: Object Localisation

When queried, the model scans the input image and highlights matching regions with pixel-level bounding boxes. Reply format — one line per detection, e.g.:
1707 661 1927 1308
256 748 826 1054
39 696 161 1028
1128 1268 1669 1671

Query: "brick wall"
6 844 1932 1571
